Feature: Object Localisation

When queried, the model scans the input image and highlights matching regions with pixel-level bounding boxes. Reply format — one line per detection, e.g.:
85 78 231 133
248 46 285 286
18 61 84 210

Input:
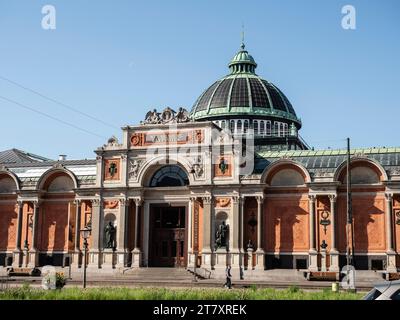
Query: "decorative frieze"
130 130 204 147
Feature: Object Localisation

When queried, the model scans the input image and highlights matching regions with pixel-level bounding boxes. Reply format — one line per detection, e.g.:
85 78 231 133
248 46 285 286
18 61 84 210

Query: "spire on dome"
228 30 257 74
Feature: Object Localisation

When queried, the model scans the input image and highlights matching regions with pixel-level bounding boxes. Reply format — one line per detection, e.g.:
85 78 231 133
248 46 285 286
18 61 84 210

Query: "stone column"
28 200 40 268
88 199 101 269
385 193 397 273
131 198 142 267
187 197 194 267
255 196 265 270
71 200 81 268
308 195 318 271
201 196 213 269
12 201 23 268
229 196 240 268
239 196 245 269
329 195 339 272
116 198 129 268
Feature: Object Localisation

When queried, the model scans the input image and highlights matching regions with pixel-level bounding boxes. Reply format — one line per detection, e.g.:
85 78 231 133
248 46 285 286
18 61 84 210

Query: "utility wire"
0 95 107 139
0 75 119 130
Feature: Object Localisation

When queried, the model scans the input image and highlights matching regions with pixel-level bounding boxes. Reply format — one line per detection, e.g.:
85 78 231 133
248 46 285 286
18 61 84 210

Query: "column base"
214 249 228 269
27 250 39 268
200 250 212 269
228 250 241 267
386 250 397 273
329 250 340 272
116 250 128 268
187 253 195 268
308 250 318 272
131 249 142 267
254 249 265 270
88 250 101 270
102 249 116 269
246 249 254 270
71 251 82 268
320 252 327 272
12 249 22 268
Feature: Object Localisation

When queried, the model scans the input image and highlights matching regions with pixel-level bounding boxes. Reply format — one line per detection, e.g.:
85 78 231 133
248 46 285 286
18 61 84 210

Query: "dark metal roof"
191 44 300 125
191 75 298 118
0 149 52 164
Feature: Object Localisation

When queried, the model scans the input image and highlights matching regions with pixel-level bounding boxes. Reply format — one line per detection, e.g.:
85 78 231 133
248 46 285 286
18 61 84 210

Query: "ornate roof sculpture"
190 42 301 127
141 107 191 125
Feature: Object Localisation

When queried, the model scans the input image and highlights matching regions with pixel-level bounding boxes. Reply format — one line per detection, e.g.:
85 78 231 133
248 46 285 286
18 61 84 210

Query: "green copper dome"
191 43 302 128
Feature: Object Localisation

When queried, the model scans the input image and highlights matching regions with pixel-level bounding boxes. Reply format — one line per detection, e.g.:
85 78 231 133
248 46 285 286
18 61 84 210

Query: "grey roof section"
0 149 52 164
254 147 400 175
3 159 96 168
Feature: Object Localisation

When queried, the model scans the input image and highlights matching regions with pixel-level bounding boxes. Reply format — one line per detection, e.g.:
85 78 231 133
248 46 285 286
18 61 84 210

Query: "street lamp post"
80 226 91 289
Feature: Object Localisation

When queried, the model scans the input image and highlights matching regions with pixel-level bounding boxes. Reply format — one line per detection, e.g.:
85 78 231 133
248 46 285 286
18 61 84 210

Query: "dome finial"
241 23 245 50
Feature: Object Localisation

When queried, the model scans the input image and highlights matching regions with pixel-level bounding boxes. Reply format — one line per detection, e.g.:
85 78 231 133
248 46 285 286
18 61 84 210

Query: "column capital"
202 196 213 205
189 196 198 202
33 199 42 208
256 195 264 204
90 198 102 207
232 195 240 204
328 194 337 202
308 194 316 202
16 200 24 207
73 199 81 206
119 198 130 206
385 193 393 201
133 197 143 207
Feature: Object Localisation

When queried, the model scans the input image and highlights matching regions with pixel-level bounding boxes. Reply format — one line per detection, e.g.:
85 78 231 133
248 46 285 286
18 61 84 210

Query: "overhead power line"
0 95 107 139
0 75 119 130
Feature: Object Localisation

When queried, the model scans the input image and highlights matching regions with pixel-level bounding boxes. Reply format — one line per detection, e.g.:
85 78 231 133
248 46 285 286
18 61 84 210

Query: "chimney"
58 154 67 161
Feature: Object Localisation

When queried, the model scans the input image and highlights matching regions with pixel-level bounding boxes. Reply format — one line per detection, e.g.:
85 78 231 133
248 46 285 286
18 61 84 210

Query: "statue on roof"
176 107 190 123
141 107 191 125
143 109 161 124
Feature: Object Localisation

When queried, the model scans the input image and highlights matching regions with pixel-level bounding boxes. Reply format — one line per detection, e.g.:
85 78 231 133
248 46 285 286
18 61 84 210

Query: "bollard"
332 282 339 292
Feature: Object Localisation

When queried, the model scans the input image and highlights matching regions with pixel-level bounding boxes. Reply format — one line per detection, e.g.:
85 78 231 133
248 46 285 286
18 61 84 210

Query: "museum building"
0 42 400 277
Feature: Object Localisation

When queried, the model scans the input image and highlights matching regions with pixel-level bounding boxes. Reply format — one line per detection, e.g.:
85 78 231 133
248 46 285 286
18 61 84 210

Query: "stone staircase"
1 266 385 290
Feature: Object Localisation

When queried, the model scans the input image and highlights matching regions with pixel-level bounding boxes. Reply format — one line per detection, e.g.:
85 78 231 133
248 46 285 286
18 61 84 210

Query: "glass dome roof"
190 43 301 128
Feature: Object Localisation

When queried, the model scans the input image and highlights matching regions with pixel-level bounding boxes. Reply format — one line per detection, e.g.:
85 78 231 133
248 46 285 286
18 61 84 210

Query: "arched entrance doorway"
147 165 189 267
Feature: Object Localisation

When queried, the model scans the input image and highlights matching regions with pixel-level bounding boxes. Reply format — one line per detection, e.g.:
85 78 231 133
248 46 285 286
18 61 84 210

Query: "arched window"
243 120 249 133
259 120 264 135
230 120 235 134
237 120 242 133
150 165 189 187
254 120 259 135
220 120 226 129
266 121 271 135
280 123 284 137
273 122 279 136
283 123 288 136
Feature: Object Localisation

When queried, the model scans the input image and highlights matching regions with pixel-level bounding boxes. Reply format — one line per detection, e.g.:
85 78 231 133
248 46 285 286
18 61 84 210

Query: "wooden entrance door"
149 205 186 267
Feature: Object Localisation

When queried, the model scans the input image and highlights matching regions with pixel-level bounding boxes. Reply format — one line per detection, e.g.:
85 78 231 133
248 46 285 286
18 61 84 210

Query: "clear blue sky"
0 0 399 159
